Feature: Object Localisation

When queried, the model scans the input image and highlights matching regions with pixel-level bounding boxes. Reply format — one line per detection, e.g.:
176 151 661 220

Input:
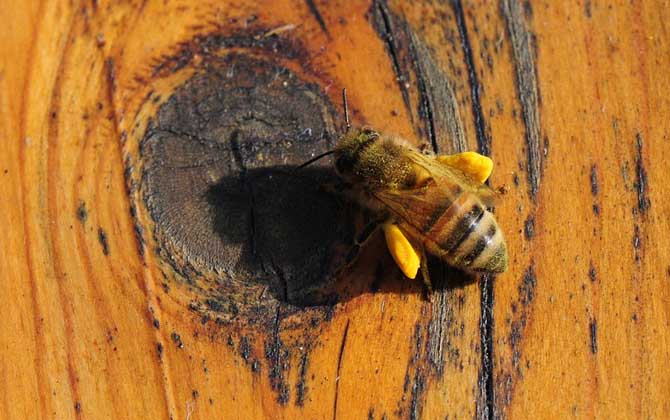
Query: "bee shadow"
426 257 479 291
205 166 355 307
205 165 479 309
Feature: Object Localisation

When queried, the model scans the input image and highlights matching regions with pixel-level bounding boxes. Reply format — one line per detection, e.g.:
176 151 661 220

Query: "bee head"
334 128 379 181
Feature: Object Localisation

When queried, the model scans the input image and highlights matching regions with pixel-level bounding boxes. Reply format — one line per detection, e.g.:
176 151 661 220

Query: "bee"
300 90 508 288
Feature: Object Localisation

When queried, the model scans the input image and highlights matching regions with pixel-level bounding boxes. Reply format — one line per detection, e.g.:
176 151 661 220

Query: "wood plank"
1 0 668 419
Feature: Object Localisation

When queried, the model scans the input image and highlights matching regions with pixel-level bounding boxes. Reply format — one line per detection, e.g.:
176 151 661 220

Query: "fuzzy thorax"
334 128 419 190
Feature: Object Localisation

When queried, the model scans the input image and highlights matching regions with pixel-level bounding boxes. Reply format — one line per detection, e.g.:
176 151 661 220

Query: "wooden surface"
1 0 669 419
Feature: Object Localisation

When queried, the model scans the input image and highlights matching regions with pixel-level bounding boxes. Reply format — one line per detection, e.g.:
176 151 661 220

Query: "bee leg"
437 152 493 184
382 223 420 280
419 245 433 293
344 216 383 266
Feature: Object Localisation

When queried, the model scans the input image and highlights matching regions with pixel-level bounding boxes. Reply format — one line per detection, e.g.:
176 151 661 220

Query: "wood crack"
501 0 543 199
372 0 413 121
452 0 490 156
333 320 350 420
634 133 651 215
451 1 496 418
409 31 467 154
304 0 329 35
478 274 496 420
266 308 291 404
408 33 439 153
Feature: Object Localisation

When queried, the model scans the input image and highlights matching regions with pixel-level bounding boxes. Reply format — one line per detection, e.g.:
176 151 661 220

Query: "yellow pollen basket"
437 151 493 184
383 223 420 279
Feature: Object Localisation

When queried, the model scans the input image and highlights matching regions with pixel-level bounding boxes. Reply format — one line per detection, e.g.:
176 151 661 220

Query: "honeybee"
301 90 508 288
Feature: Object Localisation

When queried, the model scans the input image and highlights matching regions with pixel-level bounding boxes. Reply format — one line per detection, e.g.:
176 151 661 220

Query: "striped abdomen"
405 192 508 273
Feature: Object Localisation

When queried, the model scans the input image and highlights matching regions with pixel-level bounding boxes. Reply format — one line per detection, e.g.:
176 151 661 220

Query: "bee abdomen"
425 193 508 273
449 210 507 273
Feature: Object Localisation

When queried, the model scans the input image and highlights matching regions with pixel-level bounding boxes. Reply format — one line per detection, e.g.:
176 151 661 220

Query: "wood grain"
1 1 668 419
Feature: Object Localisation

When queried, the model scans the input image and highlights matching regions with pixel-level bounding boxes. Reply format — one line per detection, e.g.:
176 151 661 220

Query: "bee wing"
372 181 454 231
372 149 499 228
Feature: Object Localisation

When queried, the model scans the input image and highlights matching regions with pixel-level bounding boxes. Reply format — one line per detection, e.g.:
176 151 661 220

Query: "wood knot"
138 53 353 326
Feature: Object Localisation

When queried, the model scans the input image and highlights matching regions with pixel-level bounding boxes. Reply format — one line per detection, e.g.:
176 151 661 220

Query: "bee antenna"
295 150 335 171
342 88 351 131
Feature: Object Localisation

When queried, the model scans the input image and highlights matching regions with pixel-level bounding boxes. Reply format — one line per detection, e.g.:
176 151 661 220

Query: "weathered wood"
1 0 668 419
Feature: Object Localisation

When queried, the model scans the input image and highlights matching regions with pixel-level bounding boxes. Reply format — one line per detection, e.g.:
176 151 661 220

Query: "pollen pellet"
383 223 420 279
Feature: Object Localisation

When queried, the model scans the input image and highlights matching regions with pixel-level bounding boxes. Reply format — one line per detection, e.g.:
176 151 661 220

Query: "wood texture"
1 1 668 419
